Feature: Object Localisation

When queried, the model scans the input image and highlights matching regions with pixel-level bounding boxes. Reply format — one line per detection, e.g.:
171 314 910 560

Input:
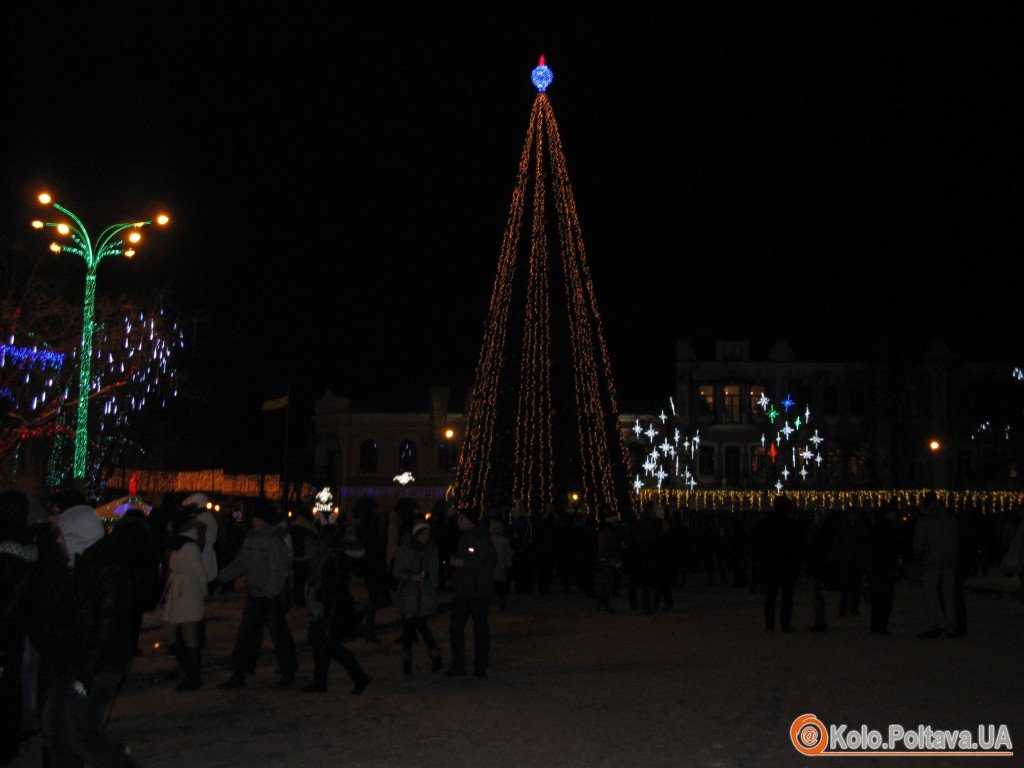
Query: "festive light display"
30 193 169 478
640 488 1024 515
111 467 315 501
40 304 183 490
393 472 416 485
452 59 633 520
531 55 553 93
312 487 340 522
0 345 65 370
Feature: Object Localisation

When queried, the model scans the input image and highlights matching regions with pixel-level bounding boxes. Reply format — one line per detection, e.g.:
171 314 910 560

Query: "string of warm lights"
452 98 538 511
453 60 633 521
545 95 629 518
640 488 1024 515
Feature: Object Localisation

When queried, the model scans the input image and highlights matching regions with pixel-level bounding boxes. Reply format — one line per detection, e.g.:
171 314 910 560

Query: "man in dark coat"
595 513 622 611
50 514 149 768
761 495 801 632
834 510 870 616
301 517 371 694
0 491 37 765
446 508 497 677
867 505 900 635
631 503 662 615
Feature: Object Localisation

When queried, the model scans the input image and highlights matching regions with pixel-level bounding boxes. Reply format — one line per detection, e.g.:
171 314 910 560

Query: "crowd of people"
1 486 1023 766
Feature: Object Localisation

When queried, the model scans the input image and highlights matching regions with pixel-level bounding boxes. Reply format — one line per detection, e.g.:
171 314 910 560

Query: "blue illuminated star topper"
531 54 553 93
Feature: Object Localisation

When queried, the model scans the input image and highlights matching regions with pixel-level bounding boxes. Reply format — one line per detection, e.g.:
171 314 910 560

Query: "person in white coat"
161 518 207 690
183 493 218 648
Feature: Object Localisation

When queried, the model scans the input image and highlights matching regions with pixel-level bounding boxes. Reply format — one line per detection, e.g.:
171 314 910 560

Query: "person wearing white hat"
183 493 218 650
183 493 219 586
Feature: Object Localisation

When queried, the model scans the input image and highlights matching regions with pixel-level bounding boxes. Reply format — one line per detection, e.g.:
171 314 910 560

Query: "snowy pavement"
15 578 1024 768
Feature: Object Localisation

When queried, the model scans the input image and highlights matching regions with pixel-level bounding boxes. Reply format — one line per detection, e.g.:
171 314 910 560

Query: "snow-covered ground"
15 577 1024 768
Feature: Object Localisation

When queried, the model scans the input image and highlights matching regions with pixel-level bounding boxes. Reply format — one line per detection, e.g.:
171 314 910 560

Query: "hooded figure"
56 505 105 565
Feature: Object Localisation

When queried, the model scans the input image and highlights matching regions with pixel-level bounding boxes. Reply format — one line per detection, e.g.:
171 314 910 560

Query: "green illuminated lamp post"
31 192 169 479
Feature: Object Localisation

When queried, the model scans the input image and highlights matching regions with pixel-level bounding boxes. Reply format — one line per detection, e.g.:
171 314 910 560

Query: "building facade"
312 342 1019 513
313 387 465 514
667 339 1015 490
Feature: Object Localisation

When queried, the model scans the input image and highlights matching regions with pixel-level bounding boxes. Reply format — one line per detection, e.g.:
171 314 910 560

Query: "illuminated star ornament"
393 472 415 485
758 392 770 411
531 55 554 92
781 394 795 412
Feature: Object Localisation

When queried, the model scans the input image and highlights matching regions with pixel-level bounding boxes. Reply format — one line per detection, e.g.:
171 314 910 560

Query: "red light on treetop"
539 54 545 66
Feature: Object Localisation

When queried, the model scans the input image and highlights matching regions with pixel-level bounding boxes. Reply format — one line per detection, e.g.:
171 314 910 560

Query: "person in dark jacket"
867 506 900 635
217 504 298 688
395 521 442 674
631 503 662 615
834 509 870 617
51 513 148 768
0 491 37 765
954 506 980 636
301 515 371 694
761 495 801 632
595 513 622 611
446 508 497 677
356 505 389 642
804 509 835 631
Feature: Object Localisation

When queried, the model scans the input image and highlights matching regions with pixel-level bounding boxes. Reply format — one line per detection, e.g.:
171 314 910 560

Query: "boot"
176 649 201 691
166 641 188 682
218 672 246 689
350 673 372 695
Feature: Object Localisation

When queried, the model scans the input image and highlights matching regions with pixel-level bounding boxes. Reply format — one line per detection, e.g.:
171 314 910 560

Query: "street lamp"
32 191 169 479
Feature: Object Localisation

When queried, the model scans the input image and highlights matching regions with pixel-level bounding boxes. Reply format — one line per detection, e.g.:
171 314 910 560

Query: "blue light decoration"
781 393 795 412
531 54 553 93
0 344 66 370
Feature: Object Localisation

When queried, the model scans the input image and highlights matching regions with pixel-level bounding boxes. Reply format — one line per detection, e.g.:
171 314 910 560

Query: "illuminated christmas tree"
452 58 634 521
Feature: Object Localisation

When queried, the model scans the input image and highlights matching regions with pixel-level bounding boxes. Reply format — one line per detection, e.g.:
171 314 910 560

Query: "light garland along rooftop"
638 488 1024 514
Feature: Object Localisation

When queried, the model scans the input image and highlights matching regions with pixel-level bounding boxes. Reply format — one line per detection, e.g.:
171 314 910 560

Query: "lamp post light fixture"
32 191 169 479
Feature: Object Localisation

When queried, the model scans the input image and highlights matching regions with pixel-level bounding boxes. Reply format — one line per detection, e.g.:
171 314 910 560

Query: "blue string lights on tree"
0 345 66 370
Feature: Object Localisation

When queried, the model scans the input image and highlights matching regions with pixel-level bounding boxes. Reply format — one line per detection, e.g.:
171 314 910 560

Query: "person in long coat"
161 518 207 690
301 516 372 694
394 521 442 674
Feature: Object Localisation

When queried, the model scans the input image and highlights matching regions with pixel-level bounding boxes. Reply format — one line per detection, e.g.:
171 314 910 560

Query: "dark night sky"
2 5 1021 468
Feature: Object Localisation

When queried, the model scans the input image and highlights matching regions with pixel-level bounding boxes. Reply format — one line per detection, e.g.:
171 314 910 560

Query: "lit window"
723 385 740 423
